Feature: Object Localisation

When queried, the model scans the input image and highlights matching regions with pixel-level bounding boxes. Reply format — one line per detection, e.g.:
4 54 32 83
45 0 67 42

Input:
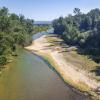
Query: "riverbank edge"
25 48 99 100
0 46 25 76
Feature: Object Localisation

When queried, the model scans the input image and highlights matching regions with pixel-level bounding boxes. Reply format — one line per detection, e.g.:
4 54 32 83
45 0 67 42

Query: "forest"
0 7 100 65
53 8 100 63
0 7 49 66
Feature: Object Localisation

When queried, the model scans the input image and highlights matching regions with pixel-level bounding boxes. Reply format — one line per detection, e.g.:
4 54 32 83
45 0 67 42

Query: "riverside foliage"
0 7 50 66
53 8 100 63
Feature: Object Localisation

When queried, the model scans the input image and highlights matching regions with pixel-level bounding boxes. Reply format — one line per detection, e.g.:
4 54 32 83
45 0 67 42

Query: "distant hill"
34 21 52 25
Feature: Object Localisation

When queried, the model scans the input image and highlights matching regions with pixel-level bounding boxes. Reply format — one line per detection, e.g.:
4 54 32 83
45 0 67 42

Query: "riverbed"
0 49 90 100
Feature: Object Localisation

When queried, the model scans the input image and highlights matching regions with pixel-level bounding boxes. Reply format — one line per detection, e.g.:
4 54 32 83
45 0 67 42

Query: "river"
0 31 90 100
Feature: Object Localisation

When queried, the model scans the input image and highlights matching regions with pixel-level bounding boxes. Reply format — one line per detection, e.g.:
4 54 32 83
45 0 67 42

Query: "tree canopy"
53 8 100 63
0 7 50 66
0 7 35 65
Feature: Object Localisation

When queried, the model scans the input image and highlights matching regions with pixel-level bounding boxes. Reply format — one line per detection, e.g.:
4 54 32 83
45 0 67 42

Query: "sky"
0 0 100 21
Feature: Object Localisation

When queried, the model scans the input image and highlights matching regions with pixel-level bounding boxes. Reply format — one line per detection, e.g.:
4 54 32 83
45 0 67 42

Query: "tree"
53 8 100 62
73 8 81 15
0 7 8 16
0 7 34 66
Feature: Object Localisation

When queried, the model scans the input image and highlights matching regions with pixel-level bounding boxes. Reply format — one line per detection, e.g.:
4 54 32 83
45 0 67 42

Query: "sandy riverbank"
25 33 100 99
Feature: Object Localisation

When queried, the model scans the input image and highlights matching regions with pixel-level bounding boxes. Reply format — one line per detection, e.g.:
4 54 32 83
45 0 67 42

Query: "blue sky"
0 0 100 21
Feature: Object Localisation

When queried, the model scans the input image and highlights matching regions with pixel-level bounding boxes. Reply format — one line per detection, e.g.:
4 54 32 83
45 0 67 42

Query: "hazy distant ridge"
34 21 52 25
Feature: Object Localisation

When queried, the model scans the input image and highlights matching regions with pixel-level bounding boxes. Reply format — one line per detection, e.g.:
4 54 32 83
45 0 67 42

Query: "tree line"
0 7 50 66
53 8 100 63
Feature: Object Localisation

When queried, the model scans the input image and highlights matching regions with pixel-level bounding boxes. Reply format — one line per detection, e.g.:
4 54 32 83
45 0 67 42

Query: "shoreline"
25 34 100 100
26 50 91 96
26 49 98 100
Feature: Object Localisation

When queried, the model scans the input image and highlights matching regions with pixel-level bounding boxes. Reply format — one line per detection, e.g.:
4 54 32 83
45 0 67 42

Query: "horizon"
0 0 100 21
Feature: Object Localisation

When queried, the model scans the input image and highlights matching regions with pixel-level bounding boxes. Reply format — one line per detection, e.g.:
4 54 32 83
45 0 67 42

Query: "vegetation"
33 25 50 33
53 8 100 63
0 7 50 66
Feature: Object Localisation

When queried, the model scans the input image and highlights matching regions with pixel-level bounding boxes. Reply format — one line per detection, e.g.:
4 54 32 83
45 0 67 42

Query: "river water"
0 31 90 100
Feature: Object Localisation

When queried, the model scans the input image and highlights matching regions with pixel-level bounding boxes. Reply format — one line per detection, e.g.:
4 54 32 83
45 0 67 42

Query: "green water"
0 49 90 100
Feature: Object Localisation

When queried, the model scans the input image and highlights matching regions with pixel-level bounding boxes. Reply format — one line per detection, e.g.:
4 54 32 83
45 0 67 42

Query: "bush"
0 55 7 65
